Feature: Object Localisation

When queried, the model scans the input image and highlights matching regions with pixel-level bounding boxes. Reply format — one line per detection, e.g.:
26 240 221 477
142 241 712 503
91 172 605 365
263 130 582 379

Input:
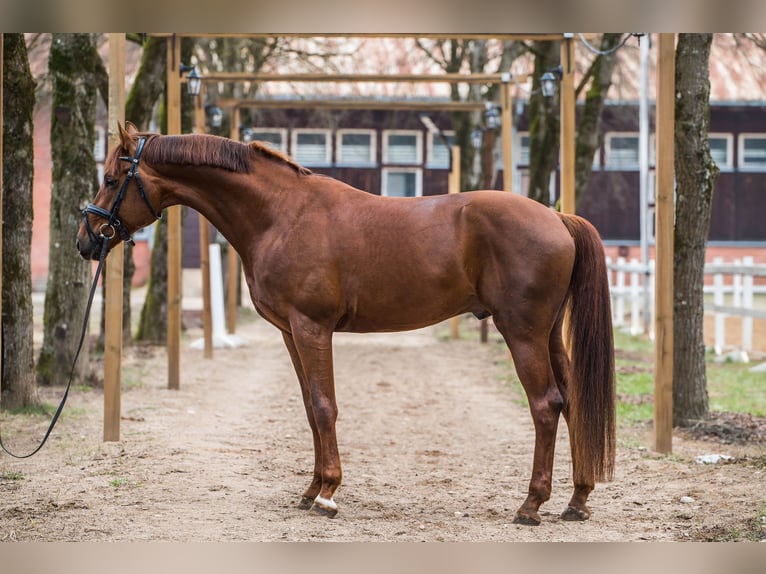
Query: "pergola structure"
0 33 676 454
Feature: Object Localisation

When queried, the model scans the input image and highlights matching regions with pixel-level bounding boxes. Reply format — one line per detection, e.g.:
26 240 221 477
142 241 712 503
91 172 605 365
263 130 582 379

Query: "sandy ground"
1 309 765 542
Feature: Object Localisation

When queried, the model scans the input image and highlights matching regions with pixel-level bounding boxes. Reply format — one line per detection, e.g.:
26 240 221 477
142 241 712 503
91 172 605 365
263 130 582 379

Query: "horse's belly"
335 289 483 333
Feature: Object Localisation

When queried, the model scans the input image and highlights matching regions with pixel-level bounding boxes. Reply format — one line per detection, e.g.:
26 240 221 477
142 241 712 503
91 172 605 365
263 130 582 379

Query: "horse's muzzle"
76 234 104 261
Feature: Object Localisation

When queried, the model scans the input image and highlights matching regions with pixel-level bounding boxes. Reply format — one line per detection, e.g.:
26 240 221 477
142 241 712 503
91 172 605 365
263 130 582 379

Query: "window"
244 128 287 152
292 129 331 166
383 130 422 165
382 168 422 197
336 130 376 166
426 131 455 169
605 133 640 169
517 132 530 166
708 133 733 169
739 134 766 169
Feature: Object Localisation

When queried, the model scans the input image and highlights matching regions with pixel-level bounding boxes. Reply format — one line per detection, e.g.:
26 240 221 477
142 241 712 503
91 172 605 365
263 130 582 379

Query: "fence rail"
606 255 765 361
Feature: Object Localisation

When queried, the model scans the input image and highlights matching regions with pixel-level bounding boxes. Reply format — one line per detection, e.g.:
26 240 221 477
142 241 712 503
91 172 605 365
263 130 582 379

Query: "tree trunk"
527 41 560 206
574 33 623 209
2 34 40 410
135 216 168 343
37 34 99 387
673 34 719 426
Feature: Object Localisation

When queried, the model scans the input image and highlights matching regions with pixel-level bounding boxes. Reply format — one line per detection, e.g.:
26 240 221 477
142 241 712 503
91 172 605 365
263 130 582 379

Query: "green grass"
0 470 24 481
496 327 766 426
613 329 766 423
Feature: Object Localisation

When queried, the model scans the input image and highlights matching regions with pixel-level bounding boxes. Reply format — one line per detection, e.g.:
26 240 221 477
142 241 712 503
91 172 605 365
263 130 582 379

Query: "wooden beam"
1 34 4 390
227 106 241 334
195 92 213 359
448 145 461 340
166 35 182 390
559 35 576 215
148 33 575 41
653 33 676 454
200 72 531 84
221 98 486 112
500 80 513 193
103 34 127 441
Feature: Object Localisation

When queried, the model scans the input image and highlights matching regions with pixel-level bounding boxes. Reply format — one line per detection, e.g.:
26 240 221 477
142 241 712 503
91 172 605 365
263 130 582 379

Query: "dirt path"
1 315 764 541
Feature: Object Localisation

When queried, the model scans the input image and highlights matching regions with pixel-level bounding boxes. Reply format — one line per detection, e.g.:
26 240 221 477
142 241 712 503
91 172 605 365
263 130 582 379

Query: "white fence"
606 255 766 361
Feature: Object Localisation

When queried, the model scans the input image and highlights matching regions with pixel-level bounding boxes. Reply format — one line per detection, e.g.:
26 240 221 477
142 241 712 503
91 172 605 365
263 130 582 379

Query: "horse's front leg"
287 316 342 517
281 331 323 510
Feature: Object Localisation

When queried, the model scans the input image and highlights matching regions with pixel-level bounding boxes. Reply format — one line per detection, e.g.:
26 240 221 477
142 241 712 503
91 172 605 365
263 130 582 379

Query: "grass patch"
109 477 129 488
613 330 766 424
1 470 24 481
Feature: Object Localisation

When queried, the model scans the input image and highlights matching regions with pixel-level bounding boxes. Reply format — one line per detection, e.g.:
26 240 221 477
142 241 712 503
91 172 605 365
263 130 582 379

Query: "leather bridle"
81 136 161 248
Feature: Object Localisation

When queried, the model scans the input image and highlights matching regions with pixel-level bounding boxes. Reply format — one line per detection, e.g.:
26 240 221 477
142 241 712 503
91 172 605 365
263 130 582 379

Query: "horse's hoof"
512 511 541 526
560 506 590 521
298 496 314 510
310 495 338 518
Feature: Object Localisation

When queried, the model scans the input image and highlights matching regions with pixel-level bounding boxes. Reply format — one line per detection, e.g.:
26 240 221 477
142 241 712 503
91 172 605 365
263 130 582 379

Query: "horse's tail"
558 212 616 483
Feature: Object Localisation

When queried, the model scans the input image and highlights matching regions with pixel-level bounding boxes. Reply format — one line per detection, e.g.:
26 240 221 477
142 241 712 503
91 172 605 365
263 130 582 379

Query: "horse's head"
76 121 162 260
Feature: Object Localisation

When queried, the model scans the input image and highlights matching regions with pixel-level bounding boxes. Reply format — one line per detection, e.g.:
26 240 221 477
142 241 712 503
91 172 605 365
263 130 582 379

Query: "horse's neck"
159 164 302 257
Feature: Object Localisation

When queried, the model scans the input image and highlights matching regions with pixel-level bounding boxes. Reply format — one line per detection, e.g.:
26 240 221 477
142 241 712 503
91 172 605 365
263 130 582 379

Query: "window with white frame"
245 128 287 152
739 134 766 169
382 168 422 197
292 129 331 166
517 132 530 166
708 133 733 169
605 133 640 169
383 130 422 165
426 131 455 169
336 129 376 166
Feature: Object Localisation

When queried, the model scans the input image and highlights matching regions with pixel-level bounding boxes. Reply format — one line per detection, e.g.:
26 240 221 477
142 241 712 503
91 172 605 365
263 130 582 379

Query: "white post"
615 256 626 327
191 243 246 349
742 256 754 360
713 256 725 355
630 258 641 335
649 259 656 341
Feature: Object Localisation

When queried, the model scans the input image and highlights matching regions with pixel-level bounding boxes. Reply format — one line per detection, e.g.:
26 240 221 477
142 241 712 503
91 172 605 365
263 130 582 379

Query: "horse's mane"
138 133 310 175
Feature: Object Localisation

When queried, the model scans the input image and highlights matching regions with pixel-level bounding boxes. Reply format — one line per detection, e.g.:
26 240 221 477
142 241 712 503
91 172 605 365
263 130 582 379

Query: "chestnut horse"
77 122 615 525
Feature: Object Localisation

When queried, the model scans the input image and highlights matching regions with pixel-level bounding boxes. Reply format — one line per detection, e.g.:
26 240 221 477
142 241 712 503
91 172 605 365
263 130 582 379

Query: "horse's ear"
117 122 135 149
124 121 139 135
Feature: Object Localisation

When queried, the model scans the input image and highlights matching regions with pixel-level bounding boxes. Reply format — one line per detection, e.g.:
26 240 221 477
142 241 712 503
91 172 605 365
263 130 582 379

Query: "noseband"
82 136 161 247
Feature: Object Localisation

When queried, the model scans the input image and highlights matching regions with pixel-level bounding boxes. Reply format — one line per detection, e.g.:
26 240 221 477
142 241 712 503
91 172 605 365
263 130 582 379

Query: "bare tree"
673 33 719 426
2 34 39 410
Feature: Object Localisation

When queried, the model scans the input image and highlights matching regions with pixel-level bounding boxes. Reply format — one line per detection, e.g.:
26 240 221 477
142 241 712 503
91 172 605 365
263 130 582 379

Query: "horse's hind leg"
282 332 324 510
549 318 594 521
496 318 564 526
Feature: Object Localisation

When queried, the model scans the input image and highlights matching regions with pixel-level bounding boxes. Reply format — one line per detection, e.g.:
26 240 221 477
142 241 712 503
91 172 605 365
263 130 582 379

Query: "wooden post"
653 33 676 454
226 246 238 334
195 90 213 358
1 34 4 388
448 145 461 340
166 35 182 389
103 34 126 441
559 35 576 215
500 78 513 193
226 106 241 334
199 218 212 358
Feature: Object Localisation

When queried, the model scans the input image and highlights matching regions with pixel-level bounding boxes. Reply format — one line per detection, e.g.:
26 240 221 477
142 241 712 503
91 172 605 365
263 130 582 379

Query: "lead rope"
0 236 110 458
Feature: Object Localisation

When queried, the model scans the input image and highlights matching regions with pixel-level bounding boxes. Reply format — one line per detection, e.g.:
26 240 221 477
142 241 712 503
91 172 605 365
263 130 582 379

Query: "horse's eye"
104 176 118 189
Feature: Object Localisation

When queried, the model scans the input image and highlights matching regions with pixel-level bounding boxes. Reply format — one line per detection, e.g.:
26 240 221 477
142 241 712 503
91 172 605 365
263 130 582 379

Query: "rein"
0 137 157 459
